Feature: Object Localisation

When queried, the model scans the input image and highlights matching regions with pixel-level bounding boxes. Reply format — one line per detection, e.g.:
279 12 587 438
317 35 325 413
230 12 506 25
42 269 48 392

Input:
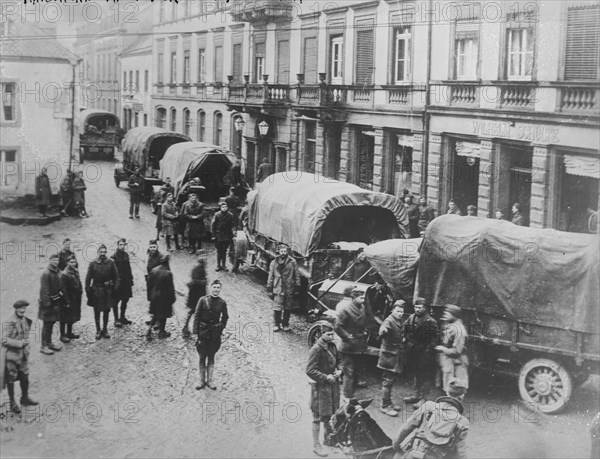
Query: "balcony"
499 83 536 109
226 76 290 111
229 0 293 24
448 83 479 106
558 84 599 113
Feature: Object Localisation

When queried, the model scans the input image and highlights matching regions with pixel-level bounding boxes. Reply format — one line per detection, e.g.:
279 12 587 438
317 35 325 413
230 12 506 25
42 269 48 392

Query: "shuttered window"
303 37 318 84
565 4 600 80
355 25 374 85
254 42 265 83
214 45 223 83
277 40 290 84
232 44 243 83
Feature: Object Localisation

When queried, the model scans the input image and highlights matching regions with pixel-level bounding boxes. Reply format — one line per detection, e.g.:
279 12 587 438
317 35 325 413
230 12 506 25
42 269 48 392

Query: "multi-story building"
120 35 153 130
151 0 599 234
1 20 81 199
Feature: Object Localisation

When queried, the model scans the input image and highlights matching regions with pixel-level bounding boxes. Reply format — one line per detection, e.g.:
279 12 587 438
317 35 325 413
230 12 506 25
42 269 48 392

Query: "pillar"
339 125 352 182
373 128 384 192
478 139 494 218
315 121 325 178
530 144 550 228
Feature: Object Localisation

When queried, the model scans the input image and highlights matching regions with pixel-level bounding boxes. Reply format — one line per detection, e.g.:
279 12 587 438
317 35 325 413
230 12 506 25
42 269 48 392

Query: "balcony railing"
450 84 478 105
352 87 374 104
560 86 599 112
227 83 289 105
499 83 535 109
230 0 293 23
387 86 411 105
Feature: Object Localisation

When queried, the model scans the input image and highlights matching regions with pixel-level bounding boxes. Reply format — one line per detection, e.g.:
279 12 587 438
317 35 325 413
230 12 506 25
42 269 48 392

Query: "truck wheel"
571 370 590 387
518 358 573 414
307 320 334 348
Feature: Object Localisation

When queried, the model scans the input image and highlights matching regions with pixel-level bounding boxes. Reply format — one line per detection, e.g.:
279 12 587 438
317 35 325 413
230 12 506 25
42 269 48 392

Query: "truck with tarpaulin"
78 109 122 160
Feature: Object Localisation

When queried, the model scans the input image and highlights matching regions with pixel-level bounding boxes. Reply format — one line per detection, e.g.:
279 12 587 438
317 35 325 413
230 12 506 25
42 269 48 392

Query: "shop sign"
472 120 560 143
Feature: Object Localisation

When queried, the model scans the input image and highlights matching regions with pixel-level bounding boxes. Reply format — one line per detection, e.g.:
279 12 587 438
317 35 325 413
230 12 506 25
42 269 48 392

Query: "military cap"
414 297 427 306
447 377 468 397
351 287 365 298
343 285 354 297
444 304 462 318
13 299 30 309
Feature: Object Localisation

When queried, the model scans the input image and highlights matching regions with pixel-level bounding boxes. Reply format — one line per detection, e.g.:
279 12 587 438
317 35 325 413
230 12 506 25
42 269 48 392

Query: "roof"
1 20 80 64
120 34 153 56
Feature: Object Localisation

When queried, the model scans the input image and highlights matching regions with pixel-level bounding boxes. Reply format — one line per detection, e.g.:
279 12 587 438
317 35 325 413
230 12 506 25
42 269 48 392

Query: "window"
254 42 265 83
1 149 17 186
303 36 318 84
184 0 191 17
183 51 190 84
454 22 478 79
129 71 133 90
304 122 316 173
159 3 164 23
170 107 177 132
156 107 166 128
135 71 139 91
393 27 411 83
355 26 374 84
144 70 149 92
144 113 148 126
277 40 290 84
232 43 243 83
183 108 191 136
198 49 206 83
2 82 17 123
565 4 600 80
214 46 223 83
197 110 206 141
123 71 127 89
330 36 343 84
505 12 536 79
170 52 177 83
214 112 223 145
158 53 164 83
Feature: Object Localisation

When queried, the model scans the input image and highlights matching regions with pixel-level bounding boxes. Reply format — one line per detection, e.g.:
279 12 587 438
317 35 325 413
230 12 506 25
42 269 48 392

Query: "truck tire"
307 320 334 348
572 370 590 387
518 358 573 414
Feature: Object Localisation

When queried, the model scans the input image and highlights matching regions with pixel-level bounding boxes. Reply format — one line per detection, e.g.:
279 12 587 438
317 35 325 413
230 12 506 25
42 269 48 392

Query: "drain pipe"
421 0 433 199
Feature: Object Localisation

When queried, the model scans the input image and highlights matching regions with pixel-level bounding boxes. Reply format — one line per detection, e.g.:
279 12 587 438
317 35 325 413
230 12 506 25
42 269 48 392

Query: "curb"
0 213 62 226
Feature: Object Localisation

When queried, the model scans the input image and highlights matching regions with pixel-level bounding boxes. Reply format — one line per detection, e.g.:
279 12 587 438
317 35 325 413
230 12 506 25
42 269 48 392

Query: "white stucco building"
120 35 153 130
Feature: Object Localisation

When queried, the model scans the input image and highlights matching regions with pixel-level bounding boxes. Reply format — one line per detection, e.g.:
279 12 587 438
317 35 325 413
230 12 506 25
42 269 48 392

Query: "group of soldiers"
34 168 88 218
307 290 470 457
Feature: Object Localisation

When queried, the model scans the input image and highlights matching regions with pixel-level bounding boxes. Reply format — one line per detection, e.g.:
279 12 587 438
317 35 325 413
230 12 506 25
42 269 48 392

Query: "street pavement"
0 159 598 458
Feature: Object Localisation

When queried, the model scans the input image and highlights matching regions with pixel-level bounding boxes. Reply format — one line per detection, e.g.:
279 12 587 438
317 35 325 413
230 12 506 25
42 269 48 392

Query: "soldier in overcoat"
306 329 341 457
85 244 120 340
161 193 181 251
378 301 406 417
436 304 469 392
146 255 175 340
39 252 64 354
211 202 235 271
1 300 39 414
127 168 144 218
182 193 206 254
111 238 134 326
35 167 52 217
267 244 301 332
58 238 77 271
59 255 82 343
182 255 207 339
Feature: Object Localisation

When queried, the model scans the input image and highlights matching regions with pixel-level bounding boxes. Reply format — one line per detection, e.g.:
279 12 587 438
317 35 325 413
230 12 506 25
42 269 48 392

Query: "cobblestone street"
1 160 598 458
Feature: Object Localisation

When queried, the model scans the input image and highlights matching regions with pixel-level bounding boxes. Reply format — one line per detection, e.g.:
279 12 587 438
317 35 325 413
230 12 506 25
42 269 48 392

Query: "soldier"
447 199 463 216
111 238 134 326
58 238 77 271
393 378 469 459
335 287 370 402
436 304 469 393
1 300 39 414
267 244 301 332
73 170 88 217
146 254 175 340
403 297 438 409
211 202 235 272
193 280 229 390
85 244 120 340
466 205 477 217
417 196 436 235
39 253 64 355
182 255 207 339
161 193 181 251
59 255 83 343
35 167 52 218
127 168 144 219
511 202 526 226
256 157 272 183
404 196 421 238
182 193 206 254
307 329 341 457
378 301 406 417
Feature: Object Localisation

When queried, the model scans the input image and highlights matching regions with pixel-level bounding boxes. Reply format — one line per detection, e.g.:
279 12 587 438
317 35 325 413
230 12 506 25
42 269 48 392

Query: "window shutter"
355 27 374 85
565 4 600 80
303 37 318 84
215 46 223 82
232 44 242 83
277 40 290 83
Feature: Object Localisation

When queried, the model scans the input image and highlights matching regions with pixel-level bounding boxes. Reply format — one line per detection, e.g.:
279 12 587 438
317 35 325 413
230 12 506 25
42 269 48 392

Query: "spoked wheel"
518 358 573 414
307 320 334 348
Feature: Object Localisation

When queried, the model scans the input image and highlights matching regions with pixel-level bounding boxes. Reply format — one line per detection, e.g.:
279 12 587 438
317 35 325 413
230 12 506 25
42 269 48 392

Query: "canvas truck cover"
364 238 422 301
415 215 599 333
159 142 235 195
121 127 191 169
78 109 119 132
248 172 407 257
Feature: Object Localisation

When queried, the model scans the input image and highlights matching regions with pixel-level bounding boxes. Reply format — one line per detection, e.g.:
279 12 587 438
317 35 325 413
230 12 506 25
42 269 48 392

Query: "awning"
455 141 481 158
563 154 600 179
397 135 413 148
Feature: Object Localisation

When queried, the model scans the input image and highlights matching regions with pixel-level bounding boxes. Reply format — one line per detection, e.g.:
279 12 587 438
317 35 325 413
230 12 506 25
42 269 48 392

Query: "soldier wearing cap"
378 300 406 417
403 297 439 408
393 377 469 459
1 300 39 414
267 243 301 332
436 304 469 393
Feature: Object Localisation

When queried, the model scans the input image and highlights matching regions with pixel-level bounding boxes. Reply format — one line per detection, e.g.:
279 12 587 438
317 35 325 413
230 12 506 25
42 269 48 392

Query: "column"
339 125 352 182
426 133 442 210
315 121 326 178
411 132 424 195
530 144 550 228
478 139 494 218
373 128 384 192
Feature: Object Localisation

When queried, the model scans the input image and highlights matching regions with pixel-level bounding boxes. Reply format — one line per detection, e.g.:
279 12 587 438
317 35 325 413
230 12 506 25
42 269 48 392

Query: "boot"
312 422 328 457
19 376 38 407
323 423 334 447
182 326 191 339
7 382 21 414
146 327 153 341
206 363 217 390
196 362 207 390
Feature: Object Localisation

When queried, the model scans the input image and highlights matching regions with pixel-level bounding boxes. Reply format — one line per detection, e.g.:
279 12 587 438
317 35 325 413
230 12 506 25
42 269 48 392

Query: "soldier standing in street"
255 157 272 183
267 244 301 332
193 280 229 390
334 288 370 402
378 301 406 417
436 304 469 393
403 297 439 409
128 168 144 219
38 253 64 355
417 197 436 236
212 202 235 272
393 378 469 459
58 238 77 271
404 196 421 238
182 193 206 254
182 255 207 339
146 255 175 340
35 167 52 218
161 193 181 251
306 329 341 457
59 255 82 343
1 300 39 414
85 244 120 340
73 170 88 217
111 238 134 326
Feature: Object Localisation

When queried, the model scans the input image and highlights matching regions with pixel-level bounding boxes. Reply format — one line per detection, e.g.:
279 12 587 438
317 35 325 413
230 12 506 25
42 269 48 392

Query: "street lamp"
258 120 269 137
234 117 245 157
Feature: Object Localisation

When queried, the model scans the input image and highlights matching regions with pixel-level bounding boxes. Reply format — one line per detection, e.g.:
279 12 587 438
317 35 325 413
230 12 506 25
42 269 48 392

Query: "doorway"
448 140 480 212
